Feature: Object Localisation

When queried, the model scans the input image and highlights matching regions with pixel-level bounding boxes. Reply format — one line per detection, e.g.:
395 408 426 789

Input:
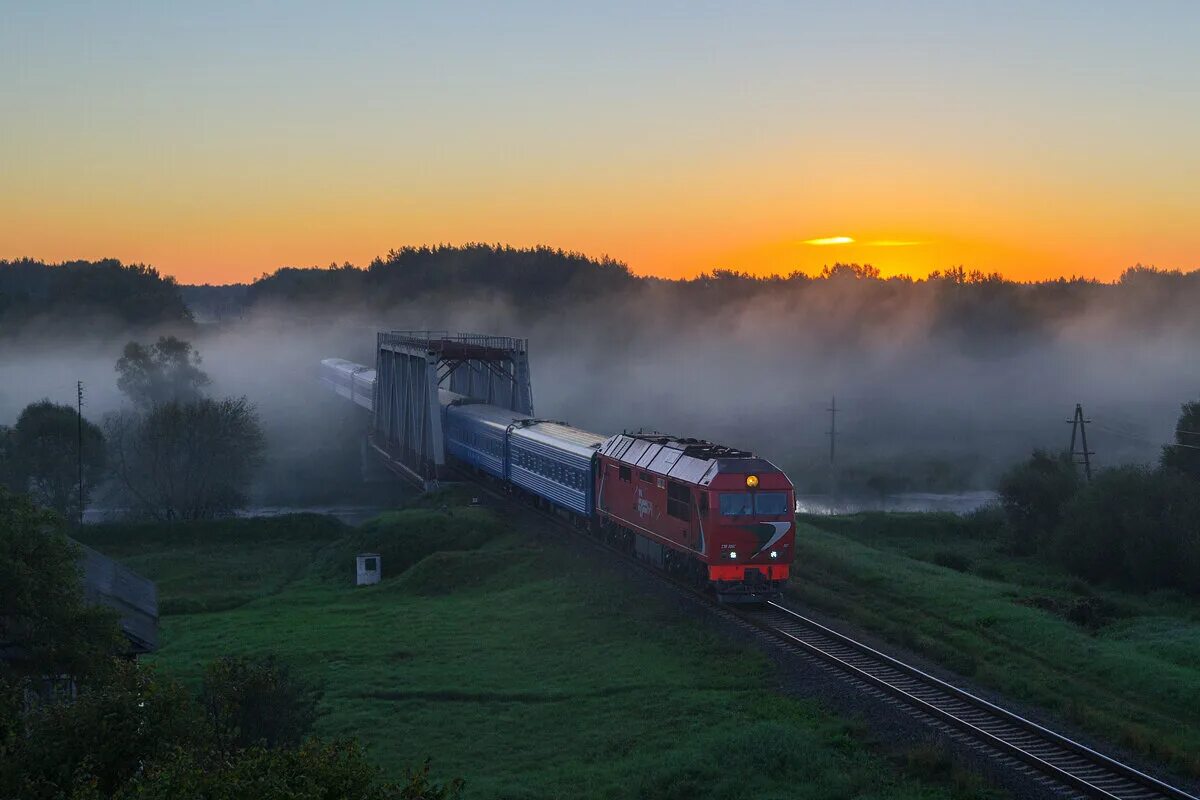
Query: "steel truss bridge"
369 331 533 488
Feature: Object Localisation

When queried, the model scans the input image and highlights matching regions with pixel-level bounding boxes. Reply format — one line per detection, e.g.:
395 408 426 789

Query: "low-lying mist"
3 271 1197 503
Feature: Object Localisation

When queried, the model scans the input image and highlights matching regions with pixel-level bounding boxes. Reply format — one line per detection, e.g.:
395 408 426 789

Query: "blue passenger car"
507 422 604 515
443 403 524 480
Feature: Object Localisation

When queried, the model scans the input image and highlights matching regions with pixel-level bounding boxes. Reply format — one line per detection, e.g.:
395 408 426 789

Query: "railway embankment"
785 512 1200 783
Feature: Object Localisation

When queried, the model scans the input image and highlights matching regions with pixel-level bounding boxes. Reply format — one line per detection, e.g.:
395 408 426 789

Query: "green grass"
81 505 994 800
789 512 1200 778
77 515 347 615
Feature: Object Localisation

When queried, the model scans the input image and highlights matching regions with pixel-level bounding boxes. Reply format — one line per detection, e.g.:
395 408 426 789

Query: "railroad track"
462 478 1197 800
732 602 1197 800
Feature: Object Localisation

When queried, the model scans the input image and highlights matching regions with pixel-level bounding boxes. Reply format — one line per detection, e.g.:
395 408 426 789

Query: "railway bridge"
321 330 533 489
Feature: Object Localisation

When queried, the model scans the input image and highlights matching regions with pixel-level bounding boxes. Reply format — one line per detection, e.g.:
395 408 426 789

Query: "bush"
0 488 123 683
1161 399 1200 481
961 502 1007 539
997 450 1080 552
1053 466 1200 593
931 550 972 572
201 655 320 755
117 740 463 800
1 661 200 800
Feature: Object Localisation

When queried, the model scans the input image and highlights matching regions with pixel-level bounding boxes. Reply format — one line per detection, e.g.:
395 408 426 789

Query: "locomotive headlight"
729 551 737 560
770 550 778 559
746 475 759 488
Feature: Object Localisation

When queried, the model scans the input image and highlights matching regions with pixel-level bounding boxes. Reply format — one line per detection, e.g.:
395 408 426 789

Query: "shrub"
1161 399 1200 481
201 655 320 755
1053 466 1200 593
117 740 463 800
997 450 1080 553
1 661 200 800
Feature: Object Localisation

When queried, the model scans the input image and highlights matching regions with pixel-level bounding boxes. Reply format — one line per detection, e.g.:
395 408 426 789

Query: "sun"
804 236 855 246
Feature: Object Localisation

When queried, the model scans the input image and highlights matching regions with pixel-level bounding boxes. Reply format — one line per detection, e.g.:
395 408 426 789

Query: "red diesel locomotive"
594 433 795 603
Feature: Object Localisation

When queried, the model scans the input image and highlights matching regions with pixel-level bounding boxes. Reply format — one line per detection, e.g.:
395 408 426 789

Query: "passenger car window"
619 465 631 482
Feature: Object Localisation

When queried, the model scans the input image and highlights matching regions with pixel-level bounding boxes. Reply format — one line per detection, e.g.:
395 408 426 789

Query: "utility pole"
77 381 84 526
827 395 839 511
1067 403 1093 481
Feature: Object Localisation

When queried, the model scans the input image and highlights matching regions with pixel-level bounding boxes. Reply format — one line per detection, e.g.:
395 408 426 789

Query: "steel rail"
763 604 1195 800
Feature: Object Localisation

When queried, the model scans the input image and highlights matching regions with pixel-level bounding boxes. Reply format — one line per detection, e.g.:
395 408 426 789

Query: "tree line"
0 258 192 333
7 251 1200 358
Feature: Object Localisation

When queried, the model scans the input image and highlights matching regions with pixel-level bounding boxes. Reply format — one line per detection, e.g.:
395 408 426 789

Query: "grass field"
77 500 992 800
788 512 1200 779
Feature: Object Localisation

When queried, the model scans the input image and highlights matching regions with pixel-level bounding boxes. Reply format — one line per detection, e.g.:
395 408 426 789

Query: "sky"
2 1 1198 285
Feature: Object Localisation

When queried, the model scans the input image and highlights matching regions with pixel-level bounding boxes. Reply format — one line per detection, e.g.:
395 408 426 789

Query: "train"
320 358 795 603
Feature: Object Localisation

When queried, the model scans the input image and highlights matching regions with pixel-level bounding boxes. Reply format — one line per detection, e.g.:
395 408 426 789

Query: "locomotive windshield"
719 493 754 516
754 492 790 515
719 491 791 516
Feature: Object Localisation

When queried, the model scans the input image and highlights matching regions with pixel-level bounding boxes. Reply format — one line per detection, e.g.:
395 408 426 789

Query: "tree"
997 450 1080 553
1161 400 1200 480
0 488 123 684
201 655 319 756
0 425 15 492
1 661 201 800
106 397 265 520
6 401 106 521
116 336 211 409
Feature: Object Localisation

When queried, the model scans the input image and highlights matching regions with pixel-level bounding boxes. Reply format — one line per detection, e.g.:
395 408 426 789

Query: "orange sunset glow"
3 4 1197 285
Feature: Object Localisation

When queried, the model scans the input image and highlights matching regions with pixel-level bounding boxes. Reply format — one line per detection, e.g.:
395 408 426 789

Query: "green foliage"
115 336 211 409
1 656 448 800
201 655 319 755
1161 400 1200 480
997 450 1079 552
0 258 191 333
0 488 123 683
3 400 106 521
791 514 1200 776
0 425 16 493
1 661 201 800
1053 466 1200 592
116 740 463 800
106 397 266 520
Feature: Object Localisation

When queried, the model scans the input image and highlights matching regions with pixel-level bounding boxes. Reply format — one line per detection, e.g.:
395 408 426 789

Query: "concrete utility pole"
77 381 84 525
1067 403 1093 482
827 395 839 510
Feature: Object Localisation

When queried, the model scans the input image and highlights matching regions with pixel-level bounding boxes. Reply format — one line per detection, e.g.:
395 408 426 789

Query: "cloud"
803 236 925 247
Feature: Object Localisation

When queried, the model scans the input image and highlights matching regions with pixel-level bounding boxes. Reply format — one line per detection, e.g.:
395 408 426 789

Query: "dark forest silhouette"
5 248 1200 352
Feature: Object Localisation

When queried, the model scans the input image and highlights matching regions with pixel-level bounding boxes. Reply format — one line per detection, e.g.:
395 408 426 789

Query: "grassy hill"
78 497 988 800
787 513 1200 780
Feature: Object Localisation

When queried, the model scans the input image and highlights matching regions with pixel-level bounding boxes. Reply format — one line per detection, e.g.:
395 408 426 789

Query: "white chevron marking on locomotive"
755 522 791 555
